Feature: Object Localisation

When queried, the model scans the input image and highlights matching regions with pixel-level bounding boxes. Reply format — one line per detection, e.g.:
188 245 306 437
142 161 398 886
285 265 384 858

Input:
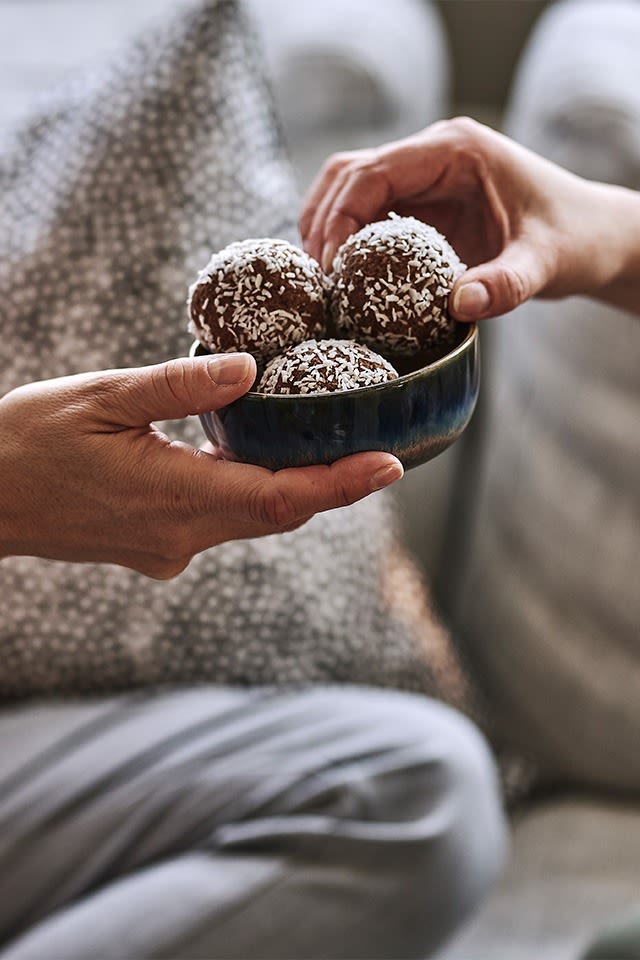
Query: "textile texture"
0 686 506 959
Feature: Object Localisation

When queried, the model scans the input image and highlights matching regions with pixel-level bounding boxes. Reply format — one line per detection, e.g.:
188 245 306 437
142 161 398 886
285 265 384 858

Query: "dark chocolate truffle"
257 338 399 395
331 214 465 355
188 238 328 363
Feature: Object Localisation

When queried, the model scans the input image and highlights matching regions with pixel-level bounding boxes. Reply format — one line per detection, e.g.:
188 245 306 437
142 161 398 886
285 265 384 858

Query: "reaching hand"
300 116 640 319
0 354 403 579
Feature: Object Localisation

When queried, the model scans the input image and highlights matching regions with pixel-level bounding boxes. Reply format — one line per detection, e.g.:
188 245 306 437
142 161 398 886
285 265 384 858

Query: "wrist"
578 181 640 311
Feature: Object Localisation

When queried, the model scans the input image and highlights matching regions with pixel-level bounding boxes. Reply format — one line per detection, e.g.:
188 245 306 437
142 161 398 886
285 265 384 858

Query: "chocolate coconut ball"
331 214 466 355
257 338 399 395
188 238 328 363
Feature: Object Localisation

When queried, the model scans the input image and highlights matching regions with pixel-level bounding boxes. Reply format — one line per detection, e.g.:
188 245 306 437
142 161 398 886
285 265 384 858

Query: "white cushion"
455 0 640 792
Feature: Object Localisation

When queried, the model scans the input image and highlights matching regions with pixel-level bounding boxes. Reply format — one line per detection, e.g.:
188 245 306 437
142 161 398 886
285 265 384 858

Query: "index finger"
299 150 358 250
301 150 390 269
302 132 451 271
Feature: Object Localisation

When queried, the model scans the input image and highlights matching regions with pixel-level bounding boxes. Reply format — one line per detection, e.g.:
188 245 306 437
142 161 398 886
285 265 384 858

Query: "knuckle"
323 148 377 186
450 114 481 134
142 556 191 580
250 483 298 528
324 207 348 235
73 371 126 418
333 475 358 509
325 150 356 173
151 466 209 558
348 151 384 184
151 358 191 407
447 115 483 142
499 265 529 306
147 520 195 573
158 513 196 563
280 515 313 534
439 116 488 163
152 507 193 560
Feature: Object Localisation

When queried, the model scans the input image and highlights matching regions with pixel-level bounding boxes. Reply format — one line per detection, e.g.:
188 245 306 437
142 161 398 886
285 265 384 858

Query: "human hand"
0 355 403 579
301 117 640 319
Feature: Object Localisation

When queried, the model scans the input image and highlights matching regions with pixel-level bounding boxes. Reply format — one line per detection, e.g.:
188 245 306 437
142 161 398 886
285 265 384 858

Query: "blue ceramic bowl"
190 324 479 471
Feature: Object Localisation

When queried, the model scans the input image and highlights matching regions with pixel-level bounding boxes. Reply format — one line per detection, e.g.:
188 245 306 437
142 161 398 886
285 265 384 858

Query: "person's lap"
0 685 506 960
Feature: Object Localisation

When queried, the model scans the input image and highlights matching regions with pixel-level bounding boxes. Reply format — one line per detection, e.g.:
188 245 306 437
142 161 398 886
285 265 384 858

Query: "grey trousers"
0 686 506 959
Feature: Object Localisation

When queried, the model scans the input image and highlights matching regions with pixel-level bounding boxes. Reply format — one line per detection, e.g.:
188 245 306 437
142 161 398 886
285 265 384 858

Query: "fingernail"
370 460 404 492
207 354 252 385
321 243 334 274
452 281 491 318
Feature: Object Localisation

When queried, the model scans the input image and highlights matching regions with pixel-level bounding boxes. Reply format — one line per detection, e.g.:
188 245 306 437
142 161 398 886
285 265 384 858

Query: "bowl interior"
189 324 475 398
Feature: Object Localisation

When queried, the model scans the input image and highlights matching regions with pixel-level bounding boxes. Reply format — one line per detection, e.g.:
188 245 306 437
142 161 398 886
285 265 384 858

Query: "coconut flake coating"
188 238 328 363
331 214 466 355
257 338 399 395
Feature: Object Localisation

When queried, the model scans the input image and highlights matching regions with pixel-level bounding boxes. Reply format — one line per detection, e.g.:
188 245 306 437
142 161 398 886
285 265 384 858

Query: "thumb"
450 240 549 321
98 354 257 427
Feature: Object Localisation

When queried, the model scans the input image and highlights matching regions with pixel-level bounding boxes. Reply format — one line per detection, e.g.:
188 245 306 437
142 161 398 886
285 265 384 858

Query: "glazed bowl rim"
190 323 477 403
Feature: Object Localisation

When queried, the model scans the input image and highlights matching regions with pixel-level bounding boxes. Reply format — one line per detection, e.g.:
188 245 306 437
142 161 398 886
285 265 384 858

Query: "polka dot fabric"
0 0 475 724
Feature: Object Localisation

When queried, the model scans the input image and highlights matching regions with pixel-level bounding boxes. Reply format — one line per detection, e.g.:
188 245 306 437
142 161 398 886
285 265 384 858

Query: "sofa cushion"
452 0 640 792
439 795 640 960
246 0 448 143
